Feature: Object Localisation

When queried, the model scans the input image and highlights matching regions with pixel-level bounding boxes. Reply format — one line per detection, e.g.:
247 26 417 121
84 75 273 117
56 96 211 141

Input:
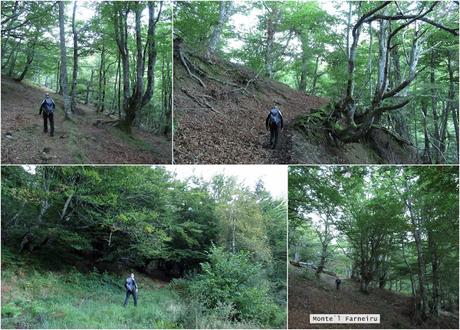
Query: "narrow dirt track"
1 76 171 164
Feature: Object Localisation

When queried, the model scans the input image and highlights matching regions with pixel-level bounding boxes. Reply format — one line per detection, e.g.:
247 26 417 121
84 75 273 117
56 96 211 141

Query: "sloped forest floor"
1 76 171 164
173 50 418 164
288 265 458 329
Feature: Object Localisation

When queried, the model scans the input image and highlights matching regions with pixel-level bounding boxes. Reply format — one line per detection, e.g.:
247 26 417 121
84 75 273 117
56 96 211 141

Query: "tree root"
178 47 206 88
181 88 220 114
370 125 414 146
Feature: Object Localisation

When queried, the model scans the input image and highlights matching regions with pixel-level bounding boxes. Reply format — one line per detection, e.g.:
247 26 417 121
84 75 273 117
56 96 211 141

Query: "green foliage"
174 246 285 328
289 165 459 315
1 255 184 329
2 166 287 328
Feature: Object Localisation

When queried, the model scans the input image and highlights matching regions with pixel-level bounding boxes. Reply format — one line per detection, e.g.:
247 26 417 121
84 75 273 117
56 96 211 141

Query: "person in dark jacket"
124 273 138 307
265 106 283 149
335 277 342 290
38 93 56 137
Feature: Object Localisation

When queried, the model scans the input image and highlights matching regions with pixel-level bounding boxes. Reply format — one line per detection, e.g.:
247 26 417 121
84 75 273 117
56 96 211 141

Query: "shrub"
176 246 282 327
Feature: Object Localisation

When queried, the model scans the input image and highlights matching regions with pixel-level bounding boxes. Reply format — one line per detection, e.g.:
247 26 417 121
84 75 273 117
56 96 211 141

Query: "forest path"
1 76 171 164
289 265 422 329
173 55 329 164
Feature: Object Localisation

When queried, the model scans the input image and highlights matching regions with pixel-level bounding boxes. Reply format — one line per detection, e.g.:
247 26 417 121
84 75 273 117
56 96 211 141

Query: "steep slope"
173 49 418 164
288 265 457 329
1 76 171 164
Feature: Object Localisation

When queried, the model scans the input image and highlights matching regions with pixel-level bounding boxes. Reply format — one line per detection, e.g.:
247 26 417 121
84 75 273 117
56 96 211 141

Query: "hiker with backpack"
266 105 283 149
38 93 56 137
335 277 342 290
124 273 138 307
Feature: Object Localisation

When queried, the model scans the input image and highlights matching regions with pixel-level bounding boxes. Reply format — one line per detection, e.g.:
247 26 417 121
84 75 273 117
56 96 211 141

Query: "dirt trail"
1 76 171 164
288 265 457 329
173 53 329 164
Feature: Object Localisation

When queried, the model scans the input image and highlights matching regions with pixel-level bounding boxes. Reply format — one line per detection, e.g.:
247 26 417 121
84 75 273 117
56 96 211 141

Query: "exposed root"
181 88 220 114
370 125 414 146
177 46 206 88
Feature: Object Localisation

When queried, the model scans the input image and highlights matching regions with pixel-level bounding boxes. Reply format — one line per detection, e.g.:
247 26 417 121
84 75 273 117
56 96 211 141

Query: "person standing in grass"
124 273 138 307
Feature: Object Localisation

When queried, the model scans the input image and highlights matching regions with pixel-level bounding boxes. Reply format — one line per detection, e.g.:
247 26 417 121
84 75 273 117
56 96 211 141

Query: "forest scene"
288 166 459 329
1 165 287 328
1 1 172 164
173 0 458 164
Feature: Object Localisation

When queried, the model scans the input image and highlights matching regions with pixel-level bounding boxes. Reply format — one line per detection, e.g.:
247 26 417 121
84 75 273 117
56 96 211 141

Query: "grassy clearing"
2 266 183 328
1 250 280 329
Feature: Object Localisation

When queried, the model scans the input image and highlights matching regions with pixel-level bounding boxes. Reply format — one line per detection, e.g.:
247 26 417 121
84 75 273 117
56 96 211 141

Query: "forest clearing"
1 1 172 163
289 166 459 329
173 1 458 164
1 166 287 329
1 76 170 164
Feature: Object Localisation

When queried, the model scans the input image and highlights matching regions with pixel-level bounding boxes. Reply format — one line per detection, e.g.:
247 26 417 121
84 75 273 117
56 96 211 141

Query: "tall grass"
1 250 278 329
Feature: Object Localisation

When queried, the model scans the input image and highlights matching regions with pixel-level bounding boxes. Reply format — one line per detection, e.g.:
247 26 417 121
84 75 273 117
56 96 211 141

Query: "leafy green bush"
175 246 284 327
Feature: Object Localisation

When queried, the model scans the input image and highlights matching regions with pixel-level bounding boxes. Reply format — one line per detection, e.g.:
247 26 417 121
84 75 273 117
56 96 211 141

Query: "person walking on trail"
335 277 342 290
265 105 283 149
39 93 56 137
124 273 138 307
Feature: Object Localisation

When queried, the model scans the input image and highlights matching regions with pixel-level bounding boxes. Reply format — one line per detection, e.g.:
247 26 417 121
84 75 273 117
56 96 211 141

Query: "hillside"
288 265 458 329
1 76 171 164
1 250 181 329
173 49 418 164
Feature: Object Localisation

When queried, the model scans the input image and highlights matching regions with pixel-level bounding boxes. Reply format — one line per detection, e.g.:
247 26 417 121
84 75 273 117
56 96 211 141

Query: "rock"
43 147 51 153
5 132 13 139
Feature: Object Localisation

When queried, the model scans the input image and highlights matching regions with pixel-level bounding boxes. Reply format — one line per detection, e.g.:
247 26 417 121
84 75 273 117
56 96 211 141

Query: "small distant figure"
124 272 138 307
39 93 56 137
265 105 283 149
335 277 342 290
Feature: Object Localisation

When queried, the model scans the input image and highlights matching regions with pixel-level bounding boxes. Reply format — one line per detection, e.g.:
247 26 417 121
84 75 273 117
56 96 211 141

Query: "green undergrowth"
1 249 284 329
1 250 182 329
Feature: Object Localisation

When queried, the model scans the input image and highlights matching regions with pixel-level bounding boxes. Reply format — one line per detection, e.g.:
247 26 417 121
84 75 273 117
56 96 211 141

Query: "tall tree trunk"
428 230 441 322
70 0 78 113
55 60 61 93
16 39 36 82
346 2 352 58
264 4 278 78
58 1 71 119
206 1 232 57
111 53 120 113
405 181 429 321
430 52 440 163
114 1 160 133
85 69 94 105
298 33 309 92
97 45 106 112
421 100 432 163
2 39 20 70
310 55 320 95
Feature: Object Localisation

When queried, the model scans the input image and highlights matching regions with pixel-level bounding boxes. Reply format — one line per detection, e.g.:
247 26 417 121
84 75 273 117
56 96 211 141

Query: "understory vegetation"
174 1 458 163
289 166 459 326
1 166 286 328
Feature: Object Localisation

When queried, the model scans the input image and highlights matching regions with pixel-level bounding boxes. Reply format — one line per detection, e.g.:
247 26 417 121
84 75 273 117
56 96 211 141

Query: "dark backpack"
42 98 54 113
269 107 281 126
125 277 135 291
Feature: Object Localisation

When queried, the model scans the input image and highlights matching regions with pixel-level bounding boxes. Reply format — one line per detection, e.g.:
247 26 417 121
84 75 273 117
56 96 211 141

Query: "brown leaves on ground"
1 76 171 164
173 54 329 164
288 265 457 329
